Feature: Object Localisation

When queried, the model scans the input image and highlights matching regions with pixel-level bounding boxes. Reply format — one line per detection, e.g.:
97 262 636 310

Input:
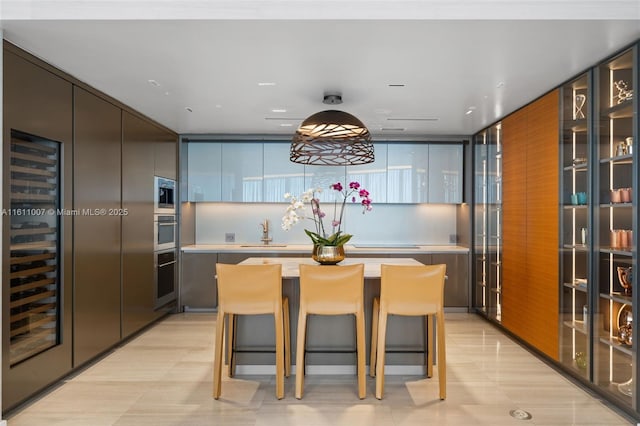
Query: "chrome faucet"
260 219 272 245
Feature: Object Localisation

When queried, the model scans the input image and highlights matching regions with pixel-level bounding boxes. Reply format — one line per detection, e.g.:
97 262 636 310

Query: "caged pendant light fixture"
290 94 375 166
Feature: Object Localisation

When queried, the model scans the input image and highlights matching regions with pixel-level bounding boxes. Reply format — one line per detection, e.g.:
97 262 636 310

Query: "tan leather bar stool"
370 264 447 400
213 263 290 400
296 263 366 399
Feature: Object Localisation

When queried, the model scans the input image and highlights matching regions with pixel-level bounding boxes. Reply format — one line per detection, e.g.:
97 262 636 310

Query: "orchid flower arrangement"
282 181 372 246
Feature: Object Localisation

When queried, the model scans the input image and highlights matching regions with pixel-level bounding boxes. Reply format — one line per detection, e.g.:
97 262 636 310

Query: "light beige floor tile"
6 312 634 426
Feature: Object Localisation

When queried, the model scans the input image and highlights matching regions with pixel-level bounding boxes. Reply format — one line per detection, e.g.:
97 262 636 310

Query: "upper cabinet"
187 142 222 201
387 144 428 203
347 145 388 203
428 144 463 203
186 141 464 203
221 143 264 202
264 143 305 202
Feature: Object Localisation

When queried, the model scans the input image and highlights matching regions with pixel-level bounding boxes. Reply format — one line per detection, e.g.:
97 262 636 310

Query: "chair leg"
426 314 433 378
375 311 389 400
295 310 308 399
356 310 366 399
283 297 291 378
274 309 285 400
227 313 237 377
213 309 226 399
370 297 380 378
436 310 446 400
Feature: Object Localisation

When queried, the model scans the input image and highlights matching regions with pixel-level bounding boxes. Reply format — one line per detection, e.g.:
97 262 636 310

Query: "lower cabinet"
180 251 469 310
181 252 218 310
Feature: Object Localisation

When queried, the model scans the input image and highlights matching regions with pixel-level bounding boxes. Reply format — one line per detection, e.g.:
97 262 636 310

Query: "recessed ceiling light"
185 107 193 113
147 79 160 87
215 104 222 108
465 110 474 115
258 82 276 86
271 109 287 113
164 91 170 96
279 123 293 127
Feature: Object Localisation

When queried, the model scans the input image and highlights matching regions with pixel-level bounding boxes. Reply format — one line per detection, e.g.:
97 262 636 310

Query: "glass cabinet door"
473 122 502 323
559 72 592 379
594 46 636 407
8 130 61 366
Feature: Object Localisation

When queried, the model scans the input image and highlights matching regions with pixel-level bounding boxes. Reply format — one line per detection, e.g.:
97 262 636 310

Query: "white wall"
194 202 458 245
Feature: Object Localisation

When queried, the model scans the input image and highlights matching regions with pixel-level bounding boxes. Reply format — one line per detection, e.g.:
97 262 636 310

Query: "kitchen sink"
239 244 288 248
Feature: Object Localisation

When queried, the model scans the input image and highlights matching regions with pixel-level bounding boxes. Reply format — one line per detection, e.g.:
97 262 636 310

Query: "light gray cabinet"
188 142 221 201
185 141 463 204
387 144 429 203
263 143 305 202
347 144 388 203
221 143 264 202
304 165 347 203
428 144 463 203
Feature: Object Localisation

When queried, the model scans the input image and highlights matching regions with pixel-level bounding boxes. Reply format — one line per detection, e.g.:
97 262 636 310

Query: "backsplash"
192 202 459 245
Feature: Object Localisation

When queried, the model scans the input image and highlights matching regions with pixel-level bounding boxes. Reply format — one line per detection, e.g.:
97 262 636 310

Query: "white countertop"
239 256 424 278
181 244 469 254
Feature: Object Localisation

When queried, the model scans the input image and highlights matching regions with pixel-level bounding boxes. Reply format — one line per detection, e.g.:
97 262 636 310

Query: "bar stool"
213 263 290 400
370 263 447 400
296 263 366 399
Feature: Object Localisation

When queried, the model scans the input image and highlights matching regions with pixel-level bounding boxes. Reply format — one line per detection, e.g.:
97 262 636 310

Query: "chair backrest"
216 263 283 314
299 263 365 315
380 264 446 315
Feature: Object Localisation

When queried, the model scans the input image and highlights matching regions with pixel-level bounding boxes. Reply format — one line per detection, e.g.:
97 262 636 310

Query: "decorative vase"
617 266 633 295
312 244 345 265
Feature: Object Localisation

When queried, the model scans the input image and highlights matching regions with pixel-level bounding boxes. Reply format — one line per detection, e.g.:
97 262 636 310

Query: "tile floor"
6 313 635 425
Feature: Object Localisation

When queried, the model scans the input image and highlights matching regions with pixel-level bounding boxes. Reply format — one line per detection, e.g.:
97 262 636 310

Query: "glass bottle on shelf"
473 122 502 323
8 130 61 366
594 46 636 405
559 72 591 379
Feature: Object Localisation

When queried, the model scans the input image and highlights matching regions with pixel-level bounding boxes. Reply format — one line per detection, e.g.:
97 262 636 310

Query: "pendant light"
290 94 375 166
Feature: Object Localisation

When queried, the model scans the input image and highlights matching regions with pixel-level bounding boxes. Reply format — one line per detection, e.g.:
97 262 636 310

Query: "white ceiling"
1 1 639 139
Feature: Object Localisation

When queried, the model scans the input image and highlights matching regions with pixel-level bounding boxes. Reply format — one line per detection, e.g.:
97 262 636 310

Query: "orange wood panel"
501 107 529 339
501 90 560 360
525 90 559 360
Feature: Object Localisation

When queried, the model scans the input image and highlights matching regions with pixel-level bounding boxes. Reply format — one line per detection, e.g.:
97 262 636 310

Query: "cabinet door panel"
347 144 387 203
387 144 428 203
122 111 160 338
221 143 263 202
263 143 305 202
73 87 122 365
188 143 221 201
428 145 463 203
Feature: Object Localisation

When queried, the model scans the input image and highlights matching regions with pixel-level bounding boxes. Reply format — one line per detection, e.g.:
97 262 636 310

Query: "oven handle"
158 259 177 268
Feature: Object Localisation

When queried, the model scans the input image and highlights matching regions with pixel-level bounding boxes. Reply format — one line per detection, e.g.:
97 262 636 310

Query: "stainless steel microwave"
154 176 176 214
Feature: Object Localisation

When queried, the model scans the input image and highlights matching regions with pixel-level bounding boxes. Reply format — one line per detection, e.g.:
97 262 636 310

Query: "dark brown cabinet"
2 47 74 411
72 87 122 365
122 112 162 337
3 43 178 412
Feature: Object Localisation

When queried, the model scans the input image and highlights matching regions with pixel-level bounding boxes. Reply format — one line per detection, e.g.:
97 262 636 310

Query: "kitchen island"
180 243 469 311
230 257 431 375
